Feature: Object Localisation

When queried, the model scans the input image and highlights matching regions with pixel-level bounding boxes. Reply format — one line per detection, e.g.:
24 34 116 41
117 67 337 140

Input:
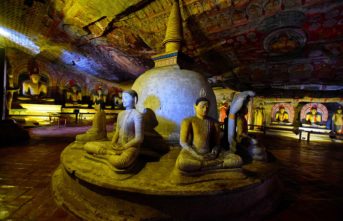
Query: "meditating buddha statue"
92 87 106 107
22 73 47 97
75 98 107 142
84 90 143 171
22 59 47 98
331 106 343 135
66 85 82 104
305 106 322 125
175 97 243 173
274 106 289 123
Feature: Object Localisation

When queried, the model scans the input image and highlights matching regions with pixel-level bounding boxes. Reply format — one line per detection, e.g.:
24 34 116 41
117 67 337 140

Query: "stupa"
132 0 217 143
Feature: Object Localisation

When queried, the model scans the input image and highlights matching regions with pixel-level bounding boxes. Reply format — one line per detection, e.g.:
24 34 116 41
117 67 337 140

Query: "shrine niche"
301 103 328 128
271 103 294 124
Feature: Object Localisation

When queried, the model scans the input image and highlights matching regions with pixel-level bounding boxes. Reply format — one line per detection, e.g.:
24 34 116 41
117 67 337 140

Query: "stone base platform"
52 142 283 221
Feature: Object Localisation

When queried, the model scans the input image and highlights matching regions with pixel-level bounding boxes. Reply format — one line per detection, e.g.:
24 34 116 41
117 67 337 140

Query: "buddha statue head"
279 106 285 113
122 90 138 110
30 73 41 84
311 106 318 115
337 106 343 114
194 97 209 119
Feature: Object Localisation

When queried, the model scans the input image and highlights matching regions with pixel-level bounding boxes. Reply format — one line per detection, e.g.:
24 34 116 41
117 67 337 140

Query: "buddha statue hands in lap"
306 106 322 125
274 106 289 123
84 90 143 170
22 73 47 98
176 97 243 173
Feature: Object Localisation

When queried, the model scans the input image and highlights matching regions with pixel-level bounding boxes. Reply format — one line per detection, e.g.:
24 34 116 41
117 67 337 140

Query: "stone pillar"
0 48 6 120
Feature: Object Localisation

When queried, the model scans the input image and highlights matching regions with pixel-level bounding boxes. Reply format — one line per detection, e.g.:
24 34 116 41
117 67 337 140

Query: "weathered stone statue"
332 106 343 135
175 97 242 173
226 91 267 161
76 99 107 142
84 90 143 171
306 106 322 125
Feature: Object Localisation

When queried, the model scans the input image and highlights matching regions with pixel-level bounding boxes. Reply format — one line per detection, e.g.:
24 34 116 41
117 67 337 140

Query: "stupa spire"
163 0 182 52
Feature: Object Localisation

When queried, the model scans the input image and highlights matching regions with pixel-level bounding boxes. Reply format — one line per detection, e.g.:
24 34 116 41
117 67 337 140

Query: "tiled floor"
0 126 342 221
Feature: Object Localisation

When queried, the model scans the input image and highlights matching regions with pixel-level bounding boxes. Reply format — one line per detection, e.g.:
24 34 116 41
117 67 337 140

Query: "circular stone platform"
52 142 283 221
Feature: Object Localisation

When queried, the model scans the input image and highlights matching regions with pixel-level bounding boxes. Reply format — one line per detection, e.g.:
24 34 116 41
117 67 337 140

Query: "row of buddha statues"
75 90 266 175
12 70 124 109
250 103 342 134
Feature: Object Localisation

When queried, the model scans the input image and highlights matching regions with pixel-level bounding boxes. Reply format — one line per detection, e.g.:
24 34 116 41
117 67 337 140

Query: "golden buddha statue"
254 103 265 127
84 90 143 171
22 58 47 98
274 106 289 123
22 73 47 97
66 85 82 104
305 106 322 125
332 106 343 135
175 97 242 173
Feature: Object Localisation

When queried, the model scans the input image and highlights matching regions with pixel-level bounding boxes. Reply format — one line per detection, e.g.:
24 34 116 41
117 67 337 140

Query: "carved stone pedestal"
52 142 283 221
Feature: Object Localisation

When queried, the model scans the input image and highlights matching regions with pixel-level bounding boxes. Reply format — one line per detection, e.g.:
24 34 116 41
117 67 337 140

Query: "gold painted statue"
22 73 47 97
84 90 143 171
76 99 107 142
66 85 82 104
332 106 343 135
305 106 322 125
254 103 264 127
175 97 242 173
274 106 289 123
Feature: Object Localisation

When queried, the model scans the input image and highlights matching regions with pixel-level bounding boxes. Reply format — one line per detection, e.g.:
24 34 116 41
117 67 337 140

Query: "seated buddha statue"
274 106 289 123
84 90 143 171
331 106 343 135
66 85 82 105
305 106 322 125
175 97 242 174
75 99 107 142
22 73 47 98
92 87 107 107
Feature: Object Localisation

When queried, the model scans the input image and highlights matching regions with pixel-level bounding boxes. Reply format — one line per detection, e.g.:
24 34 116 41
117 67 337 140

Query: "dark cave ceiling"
0 0 343 91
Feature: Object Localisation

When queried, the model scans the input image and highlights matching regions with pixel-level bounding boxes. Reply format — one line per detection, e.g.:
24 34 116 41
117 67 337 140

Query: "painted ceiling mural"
0 0 343 91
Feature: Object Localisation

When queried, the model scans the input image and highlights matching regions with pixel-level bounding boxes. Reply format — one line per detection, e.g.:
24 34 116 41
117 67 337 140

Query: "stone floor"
0 126 342 221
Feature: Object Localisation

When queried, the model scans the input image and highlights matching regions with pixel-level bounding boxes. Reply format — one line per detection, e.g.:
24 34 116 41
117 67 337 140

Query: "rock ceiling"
1 0 343 92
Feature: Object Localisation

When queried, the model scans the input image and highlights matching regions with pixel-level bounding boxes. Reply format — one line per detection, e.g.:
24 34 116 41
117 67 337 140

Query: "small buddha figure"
75 99 107 142
254 103 265 128
66 84 82 104
305 106 322 125
92 87 106 107
274 106 289 123
22 73 47 97
84 90 143 171
175 97 242 173
331 106 343 134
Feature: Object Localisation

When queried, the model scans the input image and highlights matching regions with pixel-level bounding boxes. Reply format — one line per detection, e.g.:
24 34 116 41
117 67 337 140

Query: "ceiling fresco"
0 0 343 91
